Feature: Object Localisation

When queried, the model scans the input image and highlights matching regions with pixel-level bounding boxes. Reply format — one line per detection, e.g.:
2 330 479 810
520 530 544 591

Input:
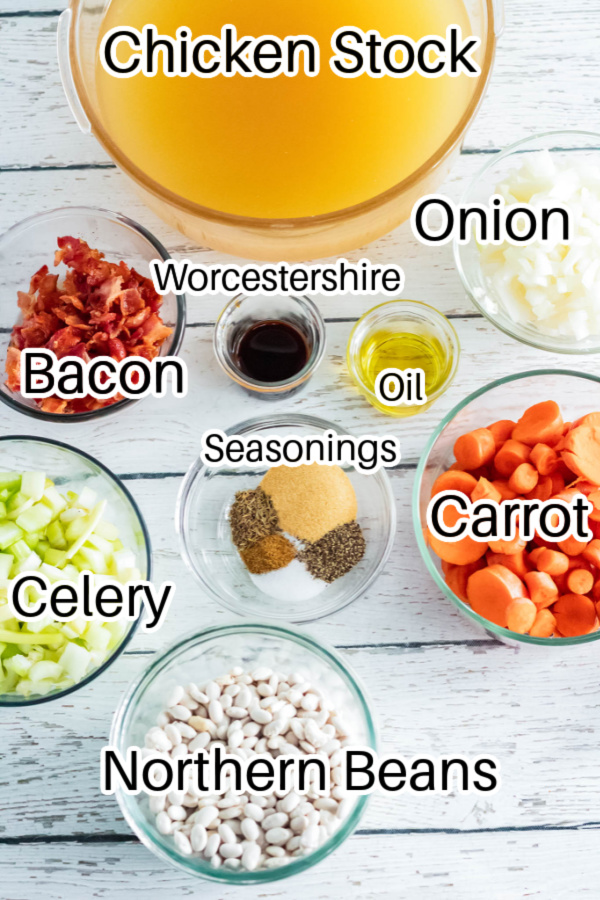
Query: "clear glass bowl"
110 623 377 884
413 370 600 648
214 294 326 399
0 436 151 706
346 300 460 418
454 130 600 354
0 206 186 422
58 1 501 260
176 414 396 622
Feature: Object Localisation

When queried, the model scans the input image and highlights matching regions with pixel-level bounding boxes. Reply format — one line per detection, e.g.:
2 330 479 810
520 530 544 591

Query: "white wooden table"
2 2 600 898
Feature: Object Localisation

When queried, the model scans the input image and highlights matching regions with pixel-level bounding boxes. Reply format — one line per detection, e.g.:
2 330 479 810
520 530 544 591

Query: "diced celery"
44 548 67 568
61 564 80 583
6 492 34 520
0 522 24 550
0 473 21 492
16 503 54 534
46 520 67 550
113 548 136 574
65 500 106 560
24 532 41 550
0 502 6 520
11 540 32 563
84 622 111 652
4 654 32 677
20 472 46 501
85 534 114 556
41 484 67 516
65 517 90 543
77 546 108 575
36 541 50 557
39 563 67 584
59 642 91 682
0 554 13 588
29 660 63 682
60 507 87 523
74 486 97 511
94 520 119 541
13 551 42 575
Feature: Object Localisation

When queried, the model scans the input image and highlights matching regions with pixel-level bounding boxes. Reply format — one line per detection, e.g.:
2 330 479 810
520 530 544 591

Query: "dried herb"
229 487 280 550
240 534 296 575
299 521 366 583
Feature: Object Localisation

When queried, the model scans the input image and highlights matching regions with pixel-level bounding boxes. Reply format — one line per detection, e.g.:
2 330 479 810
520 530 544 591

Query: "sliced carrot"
466 565 527 628
530 443 558 476
561 425 600 485
553 593 597 637
428 500 487 566
494 440 531 477
506 598 537 634
512 400 564 447
582 539 600 569
431 470 478 499
488 420 517 446
488 534 527 555
445 560 485 603
491 480 518 501
508 462 539 494
557 535 589 557
529 609 557 638
525 475 553 502
566 568 595 595
550 472 566 495
487 549 530 580
530 547 569 576
471 477 502 504
454 428 496 471
574 412 600 428
524 571 559 610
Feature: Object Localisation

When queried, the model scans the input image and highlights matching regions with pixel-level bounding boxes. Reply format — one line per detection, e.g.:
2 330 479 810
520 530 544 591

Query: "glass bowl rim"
453 129 600 355
0 205 187 422
175 412 397 622
346 299 461 404
0 433 152 706
213 293 326 392
66 0 497 230
412 368 600 647
110 620 378 885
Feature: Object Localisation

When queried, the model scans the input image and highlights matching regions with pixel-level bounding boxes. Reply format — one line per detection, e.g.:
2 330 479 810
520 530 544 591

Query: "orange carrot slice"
454 428 496 471
561 425 600 485
488 534 527 555
566 568 595 595
524 571 559 610
471 477 502 504
557 535 589 557
431 470 478 499
529 609 557 638
530 548 569 576
494 440 531 477
506 598 537 634
487 549 530 580
445 560 485 603
582 539 600 569
512 401 564 447
508 463 539 494
467 565 527 628
530 443 558 476
525 475 553 502
488 420 517 446
553 593 597 637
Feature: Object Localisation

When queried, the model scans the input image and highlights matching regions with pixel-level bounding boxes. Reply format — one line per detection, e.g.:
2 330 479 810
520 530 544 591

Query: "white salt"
249 558 327 602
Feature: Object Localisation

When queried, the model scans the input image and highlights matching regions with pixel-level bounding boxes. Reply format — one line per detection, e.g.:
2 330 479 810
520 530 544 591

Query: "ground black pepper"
229 487 280 550
299 521 366 583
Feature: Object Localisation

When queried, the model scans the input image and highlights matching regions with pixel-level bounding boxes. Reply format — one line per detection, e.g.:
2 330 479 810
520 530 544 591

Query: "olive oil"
359 331 448 398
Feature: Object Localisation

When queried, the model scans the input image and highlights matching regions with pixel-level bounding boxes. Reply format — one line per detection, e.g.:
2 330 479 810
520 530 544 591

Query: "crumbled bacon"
5 237 172 414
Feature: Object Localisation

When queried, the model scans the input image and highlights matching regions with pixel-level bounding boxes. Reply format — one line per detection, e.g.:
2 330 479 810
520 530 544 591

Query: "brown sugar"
260 464 357 542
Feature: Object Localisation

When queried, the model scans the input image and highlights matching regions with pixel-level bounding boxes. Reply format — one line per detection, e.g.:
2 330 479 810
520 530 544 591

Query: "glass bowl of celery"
0 436 151 705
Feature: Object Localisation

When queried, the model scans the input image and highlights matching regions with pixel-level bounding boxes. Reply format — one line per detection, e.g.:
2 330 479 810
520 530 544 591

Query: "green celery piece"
24 532 41 550
11 540 32 563
0 553 13 588
43 548 67 568
6 492 35 520
0 502 6 520
16 502 54 534
20 472 46 501
0 473 21 492
0 521 24 550
41 485 67 516
65 501 106 560
47 520 67 550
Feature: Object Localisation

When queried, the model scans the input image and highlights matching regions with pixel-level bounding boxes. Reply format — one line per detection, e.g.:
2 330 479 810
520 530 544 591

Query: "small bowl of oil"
346 300 460 418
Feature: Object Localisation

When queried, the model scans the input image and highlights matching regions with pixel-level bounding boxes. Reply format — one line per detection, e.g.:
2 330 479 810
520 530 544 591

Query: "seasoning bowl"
413 369 600 649
111 623 377 884
0 206 186 422
213 294 326 398
176 414 396 623
0 436 151 706
346 300 460 417
454 130 600 354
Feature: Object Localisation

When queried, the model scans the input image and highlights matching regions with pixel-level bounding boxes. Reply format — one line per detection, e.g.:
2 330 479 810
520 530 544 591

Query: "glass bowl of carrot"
414 370 600 646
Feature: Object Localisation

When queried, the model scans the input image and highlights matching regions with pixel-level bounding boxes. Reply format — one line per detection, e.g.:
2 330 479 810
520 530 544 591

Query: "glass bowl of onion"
454 130 600 354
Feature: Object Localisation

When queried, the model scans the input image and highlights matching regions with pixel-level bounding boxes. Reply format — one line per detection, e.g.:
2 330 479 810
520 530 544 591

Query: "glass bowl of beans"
176 414 396 623
413 370 600 648
110 622 378 884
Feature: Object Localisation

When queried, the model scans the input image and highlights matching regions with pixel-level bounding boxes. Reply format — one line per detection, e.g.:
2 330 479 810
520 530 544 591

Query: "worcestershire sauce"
236 321 309 383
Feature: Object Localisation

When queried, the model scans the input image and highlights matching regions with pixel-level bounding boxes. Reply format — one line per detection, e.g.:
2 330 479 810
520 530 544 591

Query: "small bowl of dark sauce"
214 294 326 398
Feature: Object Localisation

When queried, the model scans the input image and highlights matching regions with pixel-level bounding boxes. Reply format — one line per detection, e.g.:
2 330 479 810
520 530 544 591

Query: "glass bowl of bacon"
0 207 186 421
